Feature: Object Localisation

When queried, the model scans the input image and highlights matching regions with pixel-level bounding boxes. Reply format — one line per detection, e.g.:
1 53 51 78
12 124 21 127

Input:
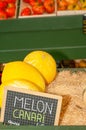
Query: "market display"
0 0 86 19
57 0 86 15
0 50 86 125
0 0 17 20
0 0 86 127
19 0 55 17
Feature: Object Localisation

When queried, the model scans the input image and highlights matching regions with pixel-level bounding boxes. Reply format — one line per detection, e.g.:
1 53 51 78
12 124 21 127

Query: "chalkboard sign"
1 87 62 126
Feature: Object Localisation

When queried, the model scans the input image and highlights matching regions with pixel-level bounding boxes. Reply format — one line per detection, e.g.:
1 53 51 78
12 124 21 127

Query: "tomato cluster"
20 0 55 16
57 0 86 10
0 0 16 20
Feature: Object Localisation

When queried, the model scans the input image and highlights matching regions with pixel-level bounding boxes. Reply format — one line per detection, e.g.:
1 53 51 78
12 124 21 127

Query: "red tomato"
6 7 15 17
4 0 16 3
0 1 8 9
0 10 7 20
7 2 16 8
23 0 43 6
65 0 78 5
21 7 31 16
57 0 68 10
32 3 45 14
28 0 36 6
29 0 43 6
23 0 36 5
44 0 55 13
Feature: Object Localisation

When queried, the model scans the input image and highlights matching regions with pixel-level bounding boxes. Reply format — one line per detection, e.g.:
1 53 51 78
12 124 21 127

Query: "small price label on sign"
83 14 86 34
0 87 62 126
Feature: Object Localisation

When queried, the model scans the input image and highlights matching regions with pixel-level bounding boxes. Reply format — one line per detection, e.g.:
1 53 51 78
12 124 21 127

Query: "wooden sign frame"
0 87 62 126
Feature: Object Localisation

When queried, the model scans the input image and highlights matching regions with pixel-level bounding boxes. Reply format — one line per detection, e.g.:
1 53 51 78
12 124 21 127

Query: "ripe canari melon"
24 50 57 85
1 61 45 92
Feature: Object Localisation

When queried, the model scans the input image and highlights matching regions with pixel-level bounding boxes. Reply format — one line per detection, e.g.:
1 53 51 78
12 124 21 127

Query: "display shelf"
0 123 86 130
0 15 86 62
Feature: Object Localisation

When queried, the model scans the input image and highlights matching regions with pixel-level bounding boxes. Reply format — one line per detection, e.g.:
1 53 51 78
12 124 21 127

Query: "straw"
46 69 86 125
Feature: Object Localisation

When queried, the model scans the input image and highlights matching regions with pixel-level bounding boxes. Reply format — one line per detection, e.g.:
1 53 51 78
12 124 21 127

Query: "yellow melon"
1 61 45 92
24 50 57 85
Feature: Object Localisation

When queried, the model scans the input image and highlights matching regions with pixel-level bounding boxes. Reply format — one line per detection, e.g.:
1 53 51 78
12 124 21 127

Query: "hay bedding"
46 70 86 125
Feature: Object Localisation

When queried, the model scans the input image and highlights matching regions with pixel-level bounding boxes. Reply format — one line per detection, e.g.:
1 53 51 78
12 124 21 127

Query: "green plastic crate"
0 15 86 63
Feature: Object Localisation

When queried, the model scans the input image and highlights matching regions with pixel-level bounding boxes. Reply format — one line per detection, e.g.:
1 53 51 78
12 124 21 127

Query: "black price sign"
1 87 62 126
83 14 86 34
